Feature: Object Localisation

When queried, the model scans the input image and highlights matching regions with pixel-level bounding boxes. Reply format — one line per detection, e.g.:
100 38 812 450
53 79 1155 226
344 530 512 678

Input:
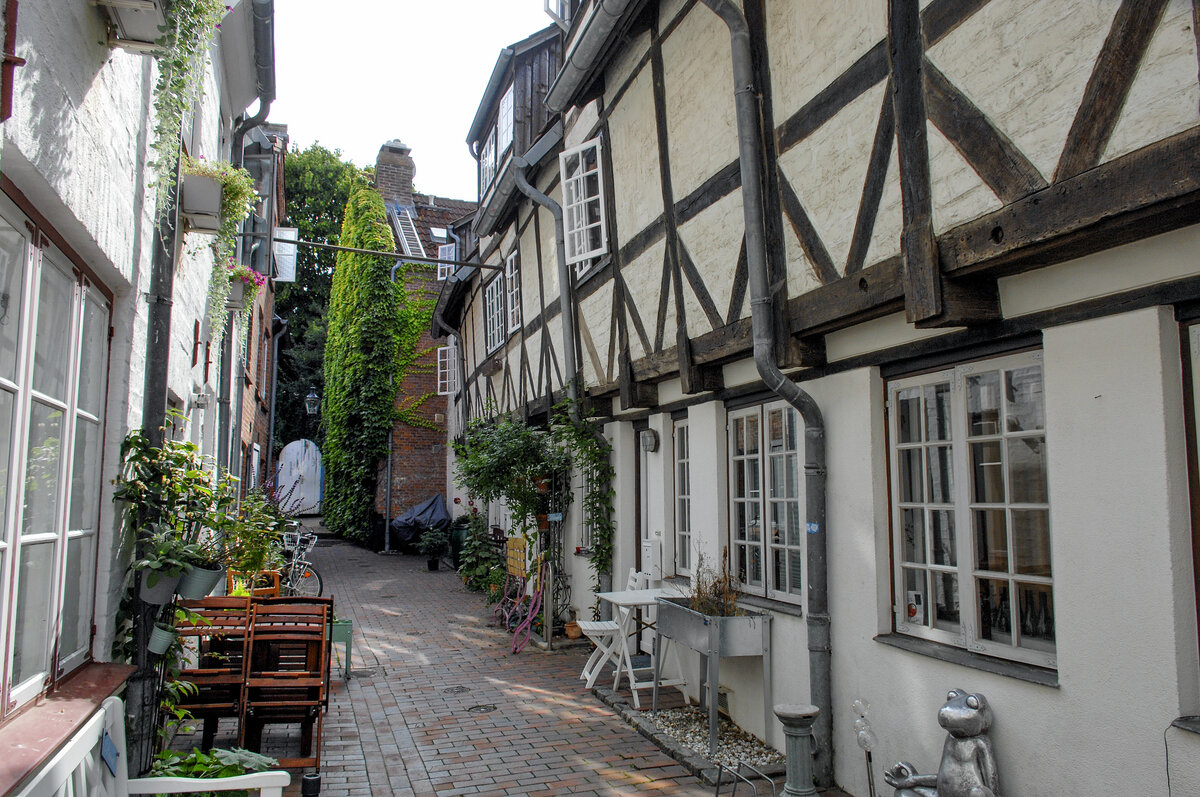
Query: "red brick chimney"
375 139 415 209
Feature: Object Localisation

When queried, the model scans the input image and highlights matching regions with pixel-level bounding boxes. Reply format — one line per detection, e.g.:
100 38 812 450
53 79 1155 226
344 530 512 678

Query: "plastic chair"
577 569 643 688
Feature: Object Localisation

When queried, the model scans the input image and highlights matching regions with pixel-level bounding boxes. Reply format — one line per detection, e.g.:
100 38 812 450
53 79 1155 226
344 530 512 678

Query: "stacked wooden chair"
240 597 333 769
175 596 253 749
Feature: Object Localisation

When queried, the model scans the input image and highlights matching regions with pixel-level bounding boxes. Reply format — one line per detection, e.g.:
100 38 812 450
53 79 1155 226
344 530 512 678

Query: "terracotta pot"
565 621 582 640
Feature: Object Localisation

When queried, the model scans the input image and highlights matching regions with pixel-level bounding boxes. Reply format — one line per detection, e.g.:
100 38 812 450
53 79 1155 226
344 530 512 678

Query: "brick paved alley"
297 528 720 796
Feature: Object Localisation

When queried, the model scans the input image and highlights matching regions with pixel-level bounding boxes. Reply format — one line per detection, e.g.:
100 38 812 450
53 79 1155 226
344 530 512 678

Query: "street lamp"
304 388 319 416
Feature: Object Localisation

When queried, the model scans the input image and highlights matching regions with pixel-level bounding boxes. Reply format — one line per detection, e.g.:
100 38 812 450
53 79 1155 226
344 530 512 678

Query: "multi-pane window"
497 84 514 157
484 275 505 353
437 243 456 281
889 350 1054 667
479 129 497 195
545 0 571 29
674 422 692 575
505 252 521 334
728 403 803 604
0 205 110 717
559 137 608 273
436 344 458 396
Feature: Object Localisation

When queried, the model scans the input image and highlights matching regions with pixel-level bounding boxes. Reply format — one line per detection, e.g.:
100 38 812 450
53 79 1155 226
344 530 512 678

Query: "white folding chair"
577 568 641 688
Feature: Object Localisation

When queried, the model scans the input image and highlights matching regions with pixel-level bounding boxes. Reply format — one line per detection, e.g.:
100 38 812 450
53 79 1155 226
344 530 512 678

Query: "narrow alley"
283 529 717 796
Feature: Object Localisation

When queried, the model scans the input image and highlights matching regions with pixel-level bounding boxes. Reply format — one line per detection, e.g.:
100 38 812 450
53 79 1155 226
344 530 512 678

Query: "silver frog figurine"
884 689 999 797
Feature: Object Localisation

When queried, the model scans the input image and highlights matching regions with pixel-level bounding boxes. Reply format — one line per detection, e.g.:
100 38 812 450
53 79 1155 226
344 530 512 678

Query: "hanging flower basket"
226 280 246 310
180 173 223 233
147 622 178 655
178 562 225 600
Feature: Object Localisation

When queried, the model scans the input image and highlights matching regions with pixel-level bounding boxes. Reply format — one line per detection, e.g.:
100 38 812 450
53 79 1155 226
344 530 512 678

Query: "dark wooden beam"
1054 0 1169 183
678 239 724 331
889 0 999 328
924 60 1047 204
889 0 942 323
619 349 658 409
942 125 1200 277
727 237 749 324
846 81 895 275
778 174 839 284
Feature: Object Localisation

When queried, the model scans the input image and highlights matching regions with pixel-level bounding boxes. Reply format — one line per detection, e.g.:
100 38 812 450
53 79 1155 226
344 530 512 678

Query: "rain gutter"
544 0 636 113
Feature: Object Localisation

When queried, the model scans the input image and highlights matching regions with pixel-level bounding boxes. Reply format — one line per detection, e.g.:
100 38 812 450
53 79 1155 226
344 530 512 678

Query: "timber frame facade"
439 1 1200 794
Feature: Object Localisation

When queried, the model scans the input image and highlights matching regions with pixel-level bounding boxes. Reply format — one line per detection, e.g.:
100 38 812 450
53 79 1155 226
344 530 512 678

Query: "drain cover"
466 704 496 714
442 686 470 694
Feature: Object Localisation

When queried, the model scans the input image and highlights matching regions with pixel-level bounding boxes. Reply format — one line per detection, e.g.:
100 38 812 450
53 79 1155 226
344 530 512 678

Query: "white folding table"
594 586 687 709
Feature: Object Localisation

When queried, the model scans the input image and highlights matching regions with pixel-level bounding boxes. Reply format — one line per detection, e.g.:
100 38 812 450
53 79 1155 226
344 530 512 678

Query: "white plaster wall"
606 68 662 246
825 312 961 363
661 6 738 200
578 284 613 385
1000 224 1200 318
676 192 742 332
620 239 667 361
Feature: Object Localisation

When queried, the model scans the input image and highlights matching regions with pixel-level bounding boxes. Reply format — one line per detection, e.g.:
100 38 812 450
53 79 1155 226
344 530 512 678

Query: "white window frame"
479 128 498 195
497 84 514 157
0 200 110 717
436 344 458 396
505 251 521 334
437 243 456 281
887 350 1055 668
727 402 804 605
430 227 448 242
484 274 505 353
545 0 571 30
674 421 692 576
559 137 608 270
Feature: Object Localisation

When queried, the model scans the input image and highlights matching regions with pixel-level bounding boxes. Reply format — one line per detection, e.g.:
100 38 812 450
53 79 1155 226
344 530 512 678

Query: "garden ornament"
883 689 999 797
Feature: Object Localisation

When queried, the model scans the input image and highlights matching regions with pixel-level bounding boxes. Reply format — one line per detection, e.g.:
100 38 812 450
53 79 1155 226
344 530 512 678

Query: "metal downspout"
699 0 832 786
219 0 275 475
511 157 578 417
265 316 287 481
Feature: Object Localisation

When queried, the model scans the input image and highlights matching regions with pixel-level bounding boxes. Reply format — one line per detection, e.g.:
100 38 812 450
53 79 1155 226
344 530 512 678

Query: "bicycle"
279 526 323 597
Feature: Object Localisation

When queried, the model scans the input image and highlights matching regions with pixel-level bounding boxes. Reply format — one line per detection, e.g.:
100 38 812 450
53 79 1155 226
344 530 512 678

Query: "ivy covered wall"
321 188 403 541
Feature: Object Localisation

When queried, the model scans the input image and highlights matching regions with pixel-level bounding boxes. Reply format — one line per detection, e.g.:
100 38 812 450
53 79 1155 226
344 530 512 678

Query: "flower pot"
180 174 222 233
226 280 246 310
564 621 582 639
139 570 182 605
178 563 224 599
147 622 177 655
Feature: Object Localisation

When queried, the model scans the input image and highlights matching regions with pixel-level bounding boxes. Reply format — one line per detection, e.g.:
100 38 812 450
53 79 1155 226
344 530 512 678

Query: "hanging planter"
226 279 246 310
180 173 223 233
177 562 224 600
147 622 178 656
140 571 182 605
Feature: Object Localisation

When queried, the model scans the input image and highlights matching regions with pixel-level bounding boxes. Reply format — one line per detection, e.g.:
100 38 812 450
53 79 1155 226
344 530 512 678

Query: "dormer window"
497 85 514 157
431 227 448 241
545 0 571 30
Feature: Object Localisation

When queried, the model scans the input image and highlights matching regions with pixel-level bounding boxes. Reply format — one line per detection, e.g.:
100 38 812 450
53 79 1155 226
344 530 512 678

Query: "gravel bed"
652 706 786 769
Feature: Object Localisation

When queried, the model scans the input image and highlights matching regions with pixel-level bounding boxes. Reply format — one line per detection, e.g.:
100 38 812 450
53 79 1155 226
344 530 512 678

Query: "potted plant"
149 747 278 781
133 524 199 604
418 526 451 571
180 154 257 240
147 619 178 655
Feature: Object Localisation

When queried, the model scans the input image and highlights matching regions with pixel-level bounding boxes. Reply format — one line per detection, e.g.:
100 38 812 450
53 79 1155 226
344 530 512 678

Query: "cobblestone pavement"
288 528 721 796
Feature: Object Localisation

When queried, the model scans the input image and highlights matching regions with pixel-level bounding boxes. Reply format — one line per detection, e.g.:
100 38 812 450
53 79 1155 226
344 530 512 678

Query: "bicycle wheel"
288 564 324 598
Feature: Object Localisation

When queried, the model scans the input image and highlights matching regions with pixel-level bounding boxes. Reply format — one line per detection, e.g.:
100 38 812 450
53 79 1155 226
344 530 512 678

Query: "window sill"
0 662 135 795
1172 717 1200 735
874 633 1058 687
737 593 805 619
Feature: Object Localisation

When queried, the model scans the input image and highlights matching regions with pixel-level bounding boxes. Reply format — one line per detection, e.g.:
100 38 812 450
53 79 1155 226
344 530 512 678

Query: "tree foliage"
275 144 366 453
322 187 403 540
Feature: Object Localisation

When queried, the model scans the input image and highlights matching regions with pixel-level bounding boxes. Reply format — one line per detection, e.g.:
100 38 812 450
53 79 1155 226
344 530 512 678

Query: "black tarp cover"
389 494 452 543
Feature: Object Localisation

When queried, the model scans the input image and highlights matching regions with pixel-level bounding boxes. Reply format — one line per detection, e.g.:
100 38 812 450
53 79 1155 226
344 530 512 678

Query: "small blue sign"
101 731 119 776
547 512 564 522
806 523 820 535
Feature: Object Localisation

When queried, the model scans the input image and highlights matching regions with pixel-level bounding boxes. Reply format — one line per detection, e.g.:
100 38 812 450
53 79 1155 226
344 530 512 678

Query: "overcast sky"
271 1 554 201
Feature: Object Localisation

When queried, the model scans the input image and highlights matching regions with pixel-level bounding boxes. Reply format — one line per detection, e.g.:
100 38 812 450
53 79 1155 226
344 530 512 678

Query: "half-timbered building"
439 1 1200 793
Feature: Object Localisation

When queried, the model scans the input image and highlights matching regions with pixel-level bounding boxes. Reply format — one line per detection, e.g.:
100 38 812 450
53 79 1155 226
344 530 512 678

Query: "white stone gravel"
652 706 786 769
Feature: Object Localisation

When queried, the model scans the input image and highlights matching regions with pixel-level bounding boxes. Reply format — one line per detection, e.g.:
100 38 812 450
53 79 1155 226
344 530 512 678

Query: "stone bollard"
775 703 820 797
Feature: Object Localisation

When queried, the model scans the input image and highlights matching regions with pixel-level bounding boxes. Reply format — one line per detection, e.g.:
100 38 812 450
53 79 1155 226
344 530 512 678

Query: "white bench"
15 696 290 797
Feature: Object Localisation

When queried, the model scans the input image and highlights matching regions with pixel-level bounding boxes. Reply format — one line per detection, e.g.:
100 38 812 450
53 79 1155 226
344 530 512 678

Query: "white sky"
271 1 555 202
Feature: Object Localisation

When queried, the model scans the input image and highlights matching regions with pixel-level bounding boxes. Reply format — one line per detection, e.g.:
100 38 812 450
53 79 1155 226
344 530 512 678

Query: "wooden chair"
241 598 331 769
14 696 289 796
175 596 252 749
226 570 281 598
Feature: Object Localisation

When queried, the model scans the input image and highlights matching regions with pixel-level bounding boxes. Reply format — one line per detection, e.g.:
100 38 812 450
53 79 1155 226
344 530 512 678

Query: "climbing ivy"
321 188 403 541
550 400 615 595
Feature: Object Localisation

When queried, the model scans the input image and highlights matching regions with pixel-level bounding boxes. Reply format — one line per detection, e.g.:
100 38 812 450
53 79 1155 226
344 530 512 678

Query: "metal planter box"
180 174 223 234
96 0 168 53
656 596 770 657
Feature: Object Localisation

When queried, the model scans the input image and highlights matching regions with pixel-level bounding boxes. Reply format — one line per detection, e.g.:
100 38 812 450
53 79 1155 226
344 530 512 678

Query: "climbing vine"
550 400 615 594
321 188 403 542
391 261 440 430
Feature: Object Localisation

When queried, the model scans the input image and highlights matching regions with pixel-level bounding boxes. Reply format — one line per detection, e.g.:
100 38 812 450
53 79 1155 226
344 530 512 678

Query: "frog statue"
883 689 999 797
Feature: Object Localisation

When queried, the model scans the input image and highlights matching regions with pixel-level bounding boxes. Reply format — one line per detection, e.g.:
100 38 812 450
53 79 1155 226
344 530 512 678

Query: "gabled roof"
466 25 561 147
